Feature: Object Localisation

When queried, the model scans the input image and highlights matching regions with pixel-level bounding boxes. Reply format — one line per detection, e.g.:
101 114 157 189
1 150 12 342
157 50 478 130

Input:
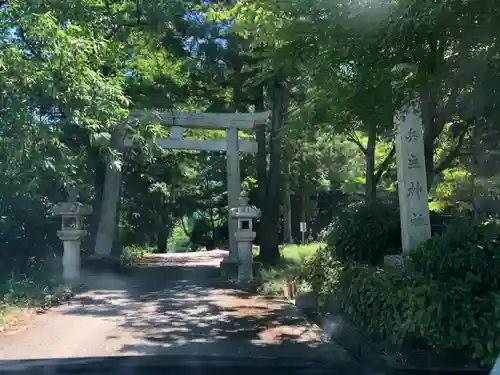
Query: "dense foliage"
1 0 500 367
410 218 500 291
306 219 500 367
2 0 500 271
326 202 401 265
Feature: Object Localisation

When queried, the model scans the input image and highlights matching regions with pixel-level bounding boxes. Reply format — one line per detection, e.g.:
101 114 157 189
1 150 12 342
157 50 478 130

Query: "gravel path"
0 251 350 364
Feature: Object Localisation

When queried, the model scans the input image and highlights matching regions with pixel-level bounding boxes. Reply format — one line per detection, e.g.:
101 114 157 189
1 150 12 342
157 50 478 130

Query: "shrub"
305 218 500 367
336 218 500 367
120 245 154 267
405 218 500 366
0 259 69 322
281 243 321 264
409 218 500 292
332 265 500 367
258 244 322 297
429 212 460 235
167 226 191 253
403 277 500 367
302 246 345 307
326 201 401 265
338 266 411 346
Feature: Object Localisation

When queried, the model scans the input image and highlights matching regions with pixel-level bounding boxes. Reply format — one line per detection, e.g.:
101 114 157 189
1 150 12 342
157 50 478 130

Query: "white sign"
300 222 307 232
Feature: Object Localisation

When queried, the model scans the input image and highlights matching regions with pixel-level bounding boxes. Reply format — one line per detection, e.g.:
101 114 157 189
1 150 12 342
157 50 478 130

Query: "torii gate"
93 110 270 273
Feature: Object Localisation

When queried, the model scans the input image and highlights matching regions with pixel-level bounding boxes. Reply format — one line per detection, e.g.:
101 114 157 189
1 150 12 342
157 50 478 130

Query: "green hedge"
406 218 500 366
323 201 458 266
306 218 500 368
325 201 401 265
410 218 500 292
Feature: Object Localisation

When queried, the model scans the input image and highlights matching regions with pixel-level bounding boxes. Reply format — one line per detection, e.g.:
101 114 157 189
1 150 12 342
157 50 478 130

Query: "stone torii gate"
93 110 270 274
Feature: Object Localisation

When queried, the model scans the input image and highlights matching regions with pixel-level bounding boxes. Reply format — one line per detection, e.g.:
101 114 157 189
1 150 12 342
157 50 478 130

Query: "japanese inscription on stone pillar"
395 103 431 254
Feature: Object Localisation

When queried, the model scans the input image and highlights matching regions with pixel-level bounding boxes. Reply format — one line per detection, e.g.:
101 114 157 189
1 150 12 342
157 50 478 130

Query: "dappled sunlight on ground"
0 251 350 364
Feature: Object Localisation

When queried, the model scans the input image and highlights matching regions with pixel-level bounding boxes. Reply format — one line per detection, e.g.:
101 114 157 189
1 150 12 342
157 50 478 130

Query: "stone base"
383 254 404 268
219 257 239 279
235 278 257 289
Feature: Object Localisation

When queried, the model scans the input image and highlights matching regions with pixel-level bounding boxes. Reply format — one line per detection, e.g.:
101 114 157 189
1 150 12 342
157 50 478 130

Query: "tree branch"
432 84 460 139
18 28 43 59
427 37 471 144
374 145 396 184
346 130 367 156
179 217 193 242
434 130 467 175
283 95 318 119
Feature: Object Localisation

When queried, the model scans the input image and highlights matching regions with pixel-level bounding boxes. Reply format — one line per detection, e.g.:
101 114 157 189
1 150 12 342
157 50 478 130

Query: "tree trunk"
424 142 435 191
259 77 287 265
157 232 167 253
155 194 167 253
254 85 268 250
255 85 267 210
180 217 193 242
283 164 293 244
365 125 377 203
156 216 168 253
208 193 217 248
469 124 484 221
300 186 308 238
86 147 106 254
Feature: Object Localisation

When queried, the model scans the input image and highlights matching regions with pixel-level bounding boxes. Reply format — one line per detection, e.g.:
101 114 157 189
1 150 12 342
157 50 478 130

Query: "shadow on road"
63 252 350 362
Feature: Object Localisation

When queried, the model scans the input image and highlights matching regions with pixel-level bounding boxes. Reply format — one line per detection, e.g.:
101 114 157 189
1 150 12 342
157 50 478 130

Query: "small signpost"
300 222 307 244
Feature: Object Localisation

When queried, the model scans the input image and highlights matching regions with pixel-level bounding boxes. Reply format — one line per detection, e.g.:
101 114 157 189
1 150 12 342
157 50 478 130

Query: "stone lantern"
52 197 92 282
229 191 261 283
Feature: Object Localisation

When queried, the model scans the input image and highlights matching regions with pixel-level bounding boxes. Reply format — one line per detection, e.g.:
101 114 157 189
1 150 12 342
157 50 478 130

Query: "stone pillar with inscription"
392 64 431 260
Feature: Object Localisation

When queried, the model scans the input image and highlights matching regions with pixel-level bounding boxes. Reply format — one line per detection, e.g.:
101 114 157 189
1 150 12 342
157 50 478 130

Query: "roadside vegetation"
120 245 156 267
0 0 499 371
277 203 500 369
258 243 321 296
0 263 72 326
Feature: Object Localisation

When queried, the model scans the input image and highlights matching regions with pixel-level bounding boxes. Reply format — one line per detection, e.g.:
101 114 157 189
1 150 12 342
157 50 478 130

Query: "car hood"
0 355 361 375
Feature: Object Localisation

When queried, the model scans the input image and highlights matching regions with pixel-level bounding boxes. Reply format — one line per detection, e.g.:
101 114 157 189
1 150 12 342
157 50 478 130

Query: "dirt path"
0 251 350 363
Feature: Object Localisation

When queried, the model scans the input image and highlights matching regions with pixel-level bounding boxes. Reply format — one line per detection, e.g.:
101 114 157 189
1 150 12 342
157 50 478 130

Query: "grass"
120 245 156 267
280 243 321 263
257 242 322 297
1 244 157 325
0 244 156 325
0 265 72 326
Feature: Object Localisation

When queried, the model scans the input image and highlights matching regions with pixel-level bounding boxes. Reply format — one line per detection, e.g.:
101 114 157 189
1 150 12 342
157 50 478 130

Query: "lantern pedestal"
52 201 92 283
220 257 239 279
57 229 87 281
228 191 261 284
234 231 256 283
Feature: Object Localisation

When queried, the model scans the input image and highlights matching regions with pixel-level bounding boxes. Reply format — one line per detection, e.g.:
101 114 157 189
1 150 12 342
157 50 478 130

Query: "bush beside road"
258 204 500 370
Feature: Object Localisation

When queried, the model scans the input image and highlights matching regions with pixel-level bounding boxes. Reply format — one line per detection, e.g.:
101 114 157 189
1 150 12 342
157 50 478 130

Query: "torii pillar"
220 127 242 277
93 110 269 277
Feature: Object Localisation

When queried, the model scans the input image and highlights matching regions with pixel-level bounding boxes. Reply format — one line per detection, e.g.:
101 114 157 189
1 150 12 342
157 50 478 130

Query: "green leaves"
410 218 500 291
326 201 402 265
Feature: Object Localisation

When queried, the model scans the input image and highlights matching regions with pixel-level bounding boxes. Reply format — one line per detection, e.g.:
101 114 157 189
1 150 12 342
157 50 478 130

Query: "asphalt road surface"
0 251 350 364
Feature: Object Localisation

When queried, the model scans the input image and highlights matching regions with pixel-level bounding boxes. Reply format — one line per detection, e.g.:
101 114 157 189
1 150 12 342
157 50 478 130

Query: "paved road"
0 251 350 363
